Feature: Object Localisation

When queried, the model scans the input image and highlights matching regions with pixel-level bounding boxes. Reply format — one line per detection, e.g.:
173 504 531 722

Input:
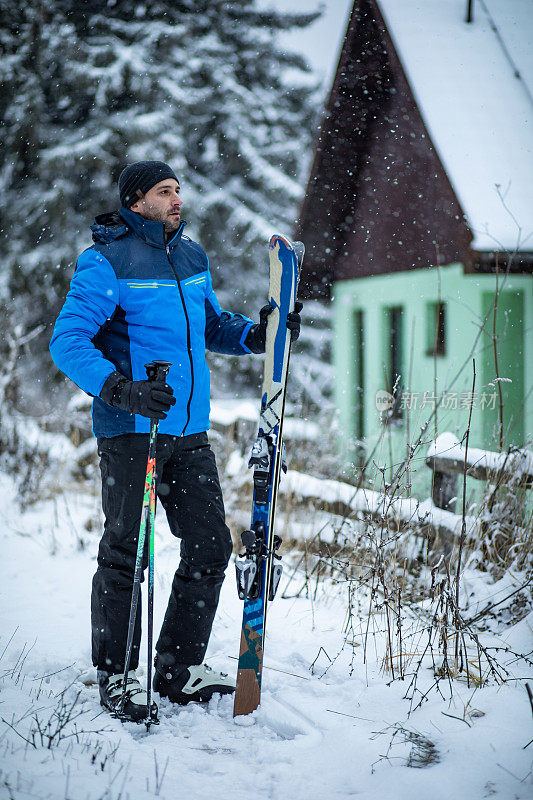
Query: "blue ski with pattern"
233 234 303 717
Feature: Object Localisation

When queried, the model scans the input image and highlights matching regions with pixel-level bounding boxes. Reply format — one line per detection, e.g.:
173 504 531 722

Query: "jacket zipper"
165 243 194 436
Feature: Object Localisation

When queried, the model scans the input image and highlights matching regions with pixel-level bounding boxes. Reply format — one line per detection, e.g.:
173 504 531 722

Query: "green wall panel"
333 264 532 492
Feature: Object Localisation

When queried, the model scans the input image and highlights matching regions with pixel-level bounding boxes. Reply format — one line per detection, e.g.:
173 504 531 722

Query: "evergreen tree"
0 0 319 405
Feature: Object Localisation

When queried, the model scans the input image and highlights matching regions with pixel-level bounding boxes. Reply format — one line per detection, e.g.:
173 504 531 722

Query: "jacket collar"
118 206 186 248
91 211 128 243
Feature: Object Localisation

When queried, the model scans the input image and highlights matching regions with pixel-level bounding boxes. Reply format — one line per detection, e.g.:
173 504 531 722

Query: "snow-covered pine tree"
0 0 320 407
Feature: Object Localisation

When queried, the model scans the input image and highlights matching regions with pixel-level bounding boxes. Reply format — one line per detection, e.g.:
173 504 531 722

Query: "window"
353 309 365 440
426 301 446 357
384 305 403 421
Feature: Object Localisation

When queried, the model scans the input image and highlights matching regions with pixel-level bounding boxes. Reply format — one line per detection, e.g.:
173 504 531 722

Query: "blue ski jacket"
49 207 254 438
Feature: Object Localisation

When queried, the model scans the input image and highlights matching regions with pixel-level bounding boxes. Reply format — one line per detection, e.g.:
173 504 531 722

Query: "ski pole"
119 360 172 725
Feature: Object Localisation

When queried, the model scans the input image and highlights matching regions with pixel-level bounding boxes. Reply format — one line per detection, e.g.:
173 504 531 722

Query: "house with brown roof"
296 0 532 475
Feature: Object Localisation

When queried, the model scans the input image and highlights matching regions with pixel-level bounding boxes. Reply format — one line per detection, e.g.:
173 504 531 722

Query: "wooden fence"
426 432 533 513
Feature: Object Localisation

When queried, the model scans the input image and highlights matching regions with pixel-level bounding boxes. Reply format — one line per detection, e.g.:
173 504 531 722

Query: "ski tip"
268 233 292 251
268 235 305 265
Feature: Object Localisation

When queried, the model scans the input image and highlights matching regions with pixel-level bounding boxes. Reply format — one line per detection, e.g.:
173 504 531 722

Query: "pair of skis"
233 234 304 717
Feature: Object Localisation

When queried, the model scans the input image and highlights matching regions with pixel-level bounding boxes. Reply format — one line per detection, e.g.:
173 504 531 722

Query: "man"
50 161 301 722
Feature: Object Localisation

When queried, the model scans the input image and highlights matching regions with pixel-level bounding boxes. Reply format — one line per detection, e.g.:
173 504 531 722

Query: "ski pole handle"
145 360 172 382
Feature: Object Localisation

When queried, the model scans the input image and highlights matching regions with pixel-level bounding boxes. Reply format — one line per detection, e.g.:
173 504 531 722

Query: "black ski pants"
91 432 233 675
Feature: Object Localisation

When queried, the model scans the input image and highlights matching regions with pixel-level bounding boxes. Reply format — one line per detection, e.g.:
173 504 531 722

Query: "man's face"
130 178 183 234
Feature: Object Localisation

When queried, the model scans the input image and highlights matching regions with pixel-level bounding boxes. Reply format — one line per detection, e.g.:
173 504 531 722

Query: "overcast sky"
258 0 354 87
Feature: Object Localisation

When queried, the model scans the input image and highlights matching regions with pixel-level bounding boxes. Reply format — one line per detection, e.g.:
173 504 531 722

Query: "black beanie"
118 161 179 208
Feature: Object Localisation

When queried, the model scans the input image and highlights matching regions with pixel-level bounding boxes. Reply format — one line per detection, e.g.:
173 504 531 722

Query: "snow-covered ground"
1 472 531 800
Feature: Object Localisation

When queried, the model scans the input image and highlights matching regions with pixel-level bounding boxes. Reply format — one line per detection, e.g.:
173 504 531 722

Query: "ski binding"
235 522 283 601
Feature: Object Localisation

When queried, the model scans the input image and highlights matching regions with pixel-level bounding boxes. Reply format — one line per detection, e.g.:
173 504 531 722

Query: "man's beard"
141 205 180 233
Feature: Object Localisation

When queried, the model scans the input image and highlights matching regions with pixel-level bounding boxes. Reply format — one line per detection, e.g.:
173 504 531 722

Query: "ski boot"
98 669 158 723
153 657 235 705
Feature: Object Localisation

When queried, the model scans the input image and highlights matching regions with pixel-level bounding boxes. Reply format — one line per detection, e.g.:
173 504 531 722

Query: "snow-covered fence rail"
227 452 476 547
210 399 320 449
280 469 479 547
426 433 533 512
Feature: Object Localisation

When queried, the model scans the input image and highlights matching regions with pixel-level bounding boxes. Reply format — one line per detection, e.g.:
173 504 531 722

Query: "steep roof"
296 0 533 296
378 0 533 252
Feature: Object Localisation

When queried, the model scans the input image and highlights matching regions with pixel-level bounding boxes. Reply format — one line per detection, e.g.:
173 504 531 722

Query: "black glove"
287 301 303 342
244 301 303 354
100 371 176 420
